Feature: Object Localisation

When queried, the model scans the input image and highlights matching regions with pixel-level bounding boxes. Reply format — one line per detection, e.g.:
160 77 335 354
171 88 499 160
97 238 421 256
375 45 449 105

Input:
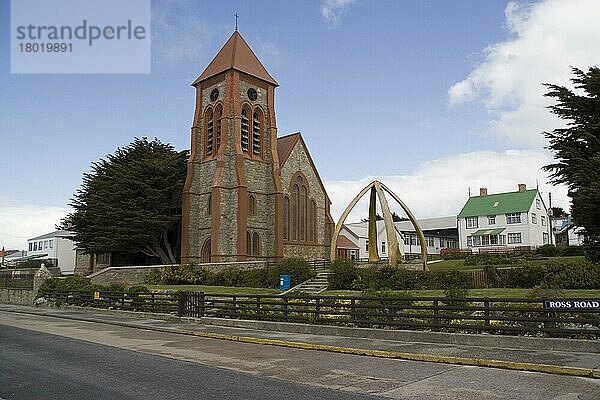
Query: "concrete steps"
282 272 330 295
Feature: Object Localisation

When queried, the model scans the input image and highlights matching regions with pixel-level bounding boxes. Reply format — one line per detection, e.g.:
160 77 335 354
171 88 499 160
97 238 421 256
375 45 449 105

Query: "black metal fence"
38 289 600 338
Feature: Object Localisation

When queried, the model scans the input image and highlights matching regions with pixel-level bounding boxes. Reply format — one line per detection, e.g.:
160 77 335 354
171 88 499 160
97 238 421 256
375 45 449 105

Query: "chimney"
518 183 526 192
479 188 487 197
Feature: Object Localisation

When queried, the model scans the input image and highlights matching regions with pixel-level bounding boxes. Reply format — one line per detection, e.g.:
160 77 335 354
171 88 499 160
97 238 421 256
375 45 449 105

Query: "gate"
178 291 205 317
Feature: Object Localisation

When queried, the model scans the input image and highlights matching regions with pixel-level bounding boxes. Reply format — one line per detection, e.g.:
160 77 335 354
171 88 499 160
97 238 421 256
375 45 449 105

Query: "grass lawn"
145 284 600 299
322 288 600 298
427 255 586 271
145 284 279 295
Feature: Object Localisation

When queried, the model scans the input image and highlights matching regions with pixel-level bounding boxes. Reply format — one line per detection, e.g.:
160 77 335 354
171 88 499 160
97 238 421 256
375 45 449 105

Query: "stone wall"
0 288 35 305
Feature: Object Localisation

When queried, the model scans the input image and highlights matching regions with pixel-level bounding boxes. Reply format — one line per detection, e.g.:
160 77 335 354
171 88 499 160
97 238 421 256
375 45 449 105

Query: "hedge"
144 257 315 289
329 260 600 290
329 262 472 291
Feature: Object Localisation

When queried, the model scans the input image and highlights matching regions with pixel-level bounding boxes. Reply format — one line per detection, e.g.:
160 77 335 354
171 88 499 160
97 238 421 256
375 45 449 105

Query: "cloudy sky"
1 0 599 249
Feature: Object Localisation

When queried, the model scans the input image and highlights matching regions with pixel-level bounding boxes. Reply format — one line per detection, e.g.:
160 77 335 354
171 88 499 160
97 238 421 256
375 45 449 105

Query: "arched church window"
291 185 299 241
252 232 260 255
248 194 256 216
241 107 250 153
283 196 290 240
246 231 252 255
215 105 222 151
300 186 307 241
204 108 214 157
252 110 262 156
309 200 317 242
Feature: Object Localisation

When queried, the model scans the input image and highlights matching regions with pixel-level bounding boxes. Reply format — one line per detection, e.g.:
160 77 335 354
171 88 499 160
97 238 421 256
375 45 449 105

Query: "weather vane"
234 13 239 31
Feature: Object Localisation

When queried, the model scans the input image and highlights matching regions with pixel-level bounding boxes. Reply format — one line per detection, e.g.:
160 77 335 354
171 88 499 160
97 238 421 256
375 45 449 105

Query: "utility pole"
548 193 554 245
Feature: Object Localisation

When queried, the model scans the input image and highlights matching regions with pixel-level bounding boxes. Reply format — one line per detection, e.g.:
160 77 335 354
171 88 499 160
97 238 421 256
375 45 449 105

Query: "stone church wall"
281 141 331 260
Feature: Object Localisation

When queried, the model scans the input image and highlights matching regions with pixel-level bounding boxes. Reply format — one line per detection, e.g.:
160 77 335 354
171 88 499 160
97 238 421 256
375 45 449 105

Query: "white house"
552 217 585 247
340 216 459 260
27 230 77 274
457 184 551 252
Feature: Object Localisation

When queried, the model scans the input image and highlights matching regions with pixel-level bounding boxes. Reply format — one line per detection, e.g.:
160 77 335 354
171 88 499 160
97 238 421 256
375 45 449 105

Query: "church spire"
192 31 278 86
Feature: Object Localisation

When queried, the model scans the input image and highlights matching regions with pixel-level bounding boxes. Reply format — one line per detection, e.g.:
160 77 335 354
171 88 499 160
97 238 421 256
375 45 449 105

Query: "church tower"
181 31 284 263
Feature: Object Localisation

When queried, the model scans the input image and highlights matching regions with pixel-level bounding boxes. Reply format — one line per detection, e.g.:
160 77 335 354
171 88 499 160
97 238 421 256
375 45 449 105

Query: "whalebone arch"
330 180 428 270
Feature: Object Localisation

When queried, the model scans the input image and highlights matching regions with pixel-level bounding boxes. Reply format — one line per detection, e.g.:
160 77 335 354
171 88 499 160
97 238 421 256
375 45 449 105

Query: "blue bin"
279 274 291 291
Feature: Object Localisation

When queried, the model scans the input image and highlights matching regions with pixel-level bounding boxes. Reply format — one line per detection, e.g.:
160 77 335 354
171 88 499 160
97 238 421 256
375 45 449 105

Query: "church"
181 31 334 263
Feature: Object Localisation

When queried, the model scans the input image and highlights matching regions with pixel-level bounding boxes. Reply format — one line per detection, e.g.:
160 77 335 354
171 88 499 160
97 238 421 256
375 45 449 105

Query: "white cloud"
448 0 600 148
0 195 70 250
325 150 568 224
321 0 356 25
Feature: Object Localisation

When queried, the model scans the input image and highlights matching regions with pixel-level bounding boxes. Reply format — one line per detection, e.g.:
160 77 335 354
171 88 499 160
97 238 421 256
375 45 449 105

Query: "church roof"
276 132 332 209
276 132 301 166
192 31 278 86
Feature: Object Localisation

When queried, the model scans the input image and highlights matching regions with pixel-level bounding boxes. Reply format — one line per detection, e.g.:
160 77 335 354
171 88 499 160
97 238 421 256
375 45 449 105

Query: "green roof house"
457 184 551 251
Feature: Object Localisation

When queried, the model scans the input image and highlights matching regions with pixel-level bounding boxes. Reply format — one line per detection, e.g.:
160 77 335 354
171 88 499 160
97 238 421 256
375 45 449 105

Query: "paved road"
0 324 374 400
1 311 599 399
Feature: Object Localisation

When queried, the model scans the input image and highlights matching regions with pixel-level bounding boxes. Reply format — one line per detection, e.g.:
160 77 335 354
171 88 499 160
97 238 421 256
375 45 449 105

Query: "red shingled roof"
336 235 359 249
192 31 278 86
276 132 301 166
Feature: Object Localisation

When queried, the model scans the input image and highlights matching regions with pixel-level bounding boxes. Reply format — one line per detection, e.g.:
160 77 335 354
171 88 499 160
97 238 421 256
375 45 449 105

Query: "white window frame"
488 215 496 225
506 213 521 224
541 216 546 226
531 213 537 224
536 199 541 209
381 242 386 253
507 233 522 244
466 217 478 229
543 232 549 244
466 236 473 247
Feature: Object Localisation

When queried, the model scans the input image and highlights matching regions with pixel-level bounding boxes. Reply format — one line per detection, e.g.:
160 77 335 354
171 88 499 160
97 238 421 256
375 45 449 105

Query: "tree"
392 212 409 222
550 207 568 218
63 138 189 264
543 67 600 261
361 213 384 222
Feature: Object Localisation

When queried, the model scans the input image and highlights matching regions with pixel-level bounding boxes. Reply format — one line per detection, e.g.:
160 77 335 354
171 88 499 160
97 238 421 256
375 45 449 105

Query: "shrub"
328 260 359 290
329 264 473 291
536 244 559 257
38 276 98 294
213 266 245 287
274 257 315 288
463 254 519 266
443 287 470 306
500 261 600 289
142 258 315 289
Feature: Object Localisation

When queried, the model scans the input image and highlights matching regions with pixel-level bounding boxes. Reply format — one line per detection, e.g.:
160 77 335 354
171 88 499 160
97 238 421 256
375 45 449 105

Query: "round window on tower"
247 88 257 101
210 88 219 102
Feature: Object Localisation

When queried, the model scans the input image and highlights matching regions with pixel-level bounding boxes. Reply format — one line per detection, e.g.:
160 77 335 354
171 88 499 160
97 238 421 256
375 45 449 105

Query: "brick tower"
181 31 283 263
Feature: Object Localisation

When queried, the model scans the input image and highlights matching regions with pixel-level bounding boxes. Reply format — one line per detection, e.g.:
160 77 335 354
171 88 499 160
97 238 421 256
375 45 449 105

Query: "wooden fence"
38 289 600 338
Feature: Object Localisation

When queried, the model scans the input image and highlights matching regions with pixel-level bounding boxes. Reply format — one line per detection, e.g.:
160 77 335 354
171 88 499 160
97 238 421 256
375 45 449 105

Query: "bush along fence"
328 260 600 290
36 289 600 339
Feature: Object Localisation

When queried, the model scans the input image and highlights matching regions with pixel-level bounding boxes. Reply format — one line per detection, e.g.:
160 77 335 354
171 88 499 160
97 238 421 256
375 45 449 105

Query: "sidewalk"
1 303 599 378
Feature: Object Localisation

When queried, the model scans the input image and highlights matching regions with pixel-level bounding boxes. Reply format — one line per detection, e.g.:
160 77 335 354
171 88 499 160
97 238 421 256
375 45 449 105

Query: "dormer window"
466 217 478 229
